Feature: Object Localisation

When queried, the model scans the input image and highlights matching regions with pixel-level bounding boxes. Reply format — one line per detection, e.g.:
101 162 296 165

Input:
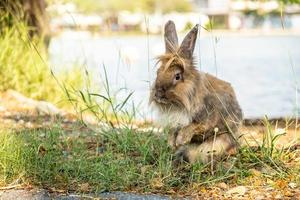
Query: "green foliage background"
0 13 82 105
50 0 192 14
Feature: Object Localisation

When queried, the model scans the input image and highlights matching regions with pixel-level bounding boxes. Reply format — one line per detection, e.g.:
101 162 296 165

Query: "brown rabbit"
149 20 243 164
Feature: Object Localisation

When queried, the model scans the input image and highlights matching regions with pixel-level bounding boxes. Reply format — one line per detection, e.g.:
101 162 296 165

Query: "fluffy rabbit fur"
149 20 243 164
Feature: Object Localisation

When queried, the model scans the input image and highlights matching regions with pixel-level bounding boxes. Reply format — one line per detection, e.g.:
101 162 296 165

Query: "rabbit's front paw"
167 130 178 150
175 129 193 147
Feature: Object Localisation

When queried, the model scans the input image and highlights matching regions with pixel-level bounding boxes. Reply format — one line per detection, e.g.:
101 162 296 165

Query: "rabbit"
149 20 243 164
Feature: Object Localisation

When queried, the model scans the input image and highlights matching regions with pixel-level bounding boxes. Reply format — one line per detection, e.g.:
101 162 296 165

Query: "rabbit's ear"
179 24 199 60
164 20 178 53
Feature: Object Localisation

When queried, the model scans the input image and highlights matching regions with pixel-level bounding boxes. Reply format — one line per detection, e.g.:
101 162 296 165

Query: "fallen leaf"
275 180 287 189
80 183 90 192
255 195 265 200
150 178 163 189
140 165 151 176
226 186 247 196
266 178 275 186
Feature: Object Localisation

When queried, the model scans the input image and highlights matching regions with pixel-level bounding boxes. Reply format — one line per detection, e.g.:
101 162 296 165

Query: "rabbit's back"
204 73 242 122
191 72 243 142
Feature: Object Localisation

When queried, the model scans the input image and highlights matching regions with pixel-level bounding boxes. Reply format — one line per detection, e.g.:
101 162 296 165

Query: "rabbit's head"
150 20 201 112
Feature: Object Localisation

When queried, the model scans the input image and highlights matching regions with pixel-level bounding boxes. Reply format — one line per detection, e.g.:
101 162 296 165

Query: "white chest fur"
156 109 191 128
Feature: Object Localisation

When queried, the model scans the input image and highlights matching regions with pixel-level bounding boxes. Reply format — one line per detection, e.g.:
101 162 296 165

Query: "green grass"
0 6 299 196
0 14 83 107
0 122 298 194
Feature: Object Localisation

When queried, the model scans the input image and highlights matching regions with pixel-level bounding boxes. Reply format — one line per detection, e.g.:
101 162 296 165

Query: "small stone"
275 194 282 199
0 106 5 112
217 182 228 190
4 119 14 124
288 182 297 189
226 186 247 196
265 186 274 191
255 195 265 200
25 121 33 128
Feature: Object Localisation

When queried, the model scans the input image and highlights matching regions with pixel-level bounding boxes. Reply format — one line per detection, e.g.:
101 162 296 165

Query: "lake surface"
49 31 300 119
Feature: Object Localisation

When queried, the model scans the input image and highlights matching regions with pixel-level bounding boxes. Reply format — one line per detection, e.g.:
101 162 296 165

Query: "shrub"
0 15 82 106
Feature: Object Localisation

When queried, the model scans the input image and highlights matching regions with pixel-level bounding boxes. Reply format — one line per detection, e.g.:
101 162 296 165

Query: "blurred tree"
63 0 192 14
0 0 49 44
278 0 300 3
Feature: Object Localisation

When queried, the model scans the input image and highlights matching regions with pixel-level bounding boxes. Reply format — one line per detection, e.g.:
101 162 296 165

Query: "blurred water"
49 31 300 119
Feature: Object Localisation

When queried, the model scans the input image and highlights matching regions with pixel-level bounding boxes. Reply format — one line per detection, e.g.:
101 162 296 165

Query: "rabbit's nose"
155 87 165 98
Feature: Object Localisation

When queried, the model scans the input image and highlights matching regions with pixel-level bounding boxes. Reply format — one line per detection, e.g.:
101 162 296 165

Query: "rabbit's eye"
174 73 182 81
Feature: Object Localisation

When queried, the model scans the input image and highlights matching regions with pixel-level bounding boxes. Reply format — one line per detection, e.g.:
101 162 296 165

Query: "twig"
0 184 22 190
